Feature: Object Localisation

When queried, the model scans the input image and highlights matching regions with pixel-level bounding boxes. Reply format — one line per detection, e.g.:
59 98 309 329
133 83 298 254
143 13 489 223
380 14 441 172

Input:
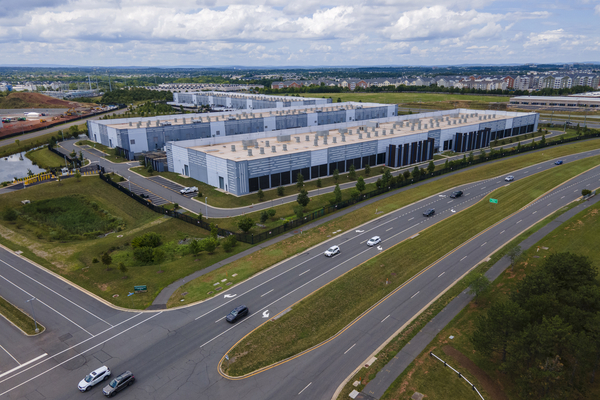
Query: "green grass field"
0 295 45 335
26 147 68 169
169 138 600 307
383 196 600 400
221 156 600 376
0 176 250 309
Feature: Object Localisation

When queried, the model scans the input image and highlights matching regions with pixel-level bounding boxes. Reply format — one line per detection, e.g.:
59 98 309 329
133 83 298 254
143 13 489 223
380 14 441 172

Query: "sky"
0 0 599 67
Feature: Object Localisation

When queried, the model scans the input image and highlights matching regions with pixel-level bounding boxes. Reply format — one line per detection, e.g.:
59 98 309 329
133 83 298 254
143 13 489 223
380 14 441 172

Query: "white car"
324 245 340 257
78 366 111 392
367 236 381 247
180 186 198 194
504 175 514 182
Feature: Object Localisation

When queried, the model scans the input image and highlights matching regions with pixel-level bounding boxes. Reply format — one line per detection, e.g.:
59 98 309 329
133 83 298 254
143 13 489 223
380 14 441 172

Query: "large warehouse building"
509 94 600 109
171 91 331 110
167 109 538 196
87 102 397 160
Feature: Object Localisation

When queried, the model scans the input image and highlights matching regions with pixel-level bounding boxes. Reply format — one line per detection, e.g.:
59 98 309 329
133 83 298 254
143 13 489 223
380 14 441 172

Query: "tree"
333 169 339 183
197 212 202 220
260 210 269 223
462 154 467 165
119 262 127 273
382 168 392 187
267 208 276 219
173 203 179 211
133 246 154 263
444 159 449 170
296 173 304 190
202 237 218 254
582 189 592 197
277 186 285 196
153 248 166 263
333 184 342 204
348 165 356 180
411 166 421 181
403 170 410 180
101 252 112 269
350 189 359 200
427 161 435 174
507 245 522 271
468 274 490 304
210 223 218 239
468 151 475 163
147 164 154 175
364 164 371 176
257 189 264 201
297 189 310 207
237 216 254 233
540 134 546 146
3 208 18 222
356 176 366 193
189 239 201 255
293 205 304 219
132 232 162 248
74 170 81 181
79 151 84 161
222 235 237 252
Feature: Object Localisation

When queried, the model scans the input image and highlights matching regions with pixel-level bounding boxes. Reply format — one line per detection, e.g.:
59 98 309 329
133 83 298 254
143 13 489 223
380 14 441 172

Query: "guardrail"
429 352 485 400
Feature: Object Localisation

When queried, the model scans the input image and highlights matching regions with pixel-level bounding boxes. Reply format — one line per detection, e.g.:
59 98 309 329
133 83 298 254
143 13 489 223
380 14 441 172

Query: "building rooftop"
188 111 509 162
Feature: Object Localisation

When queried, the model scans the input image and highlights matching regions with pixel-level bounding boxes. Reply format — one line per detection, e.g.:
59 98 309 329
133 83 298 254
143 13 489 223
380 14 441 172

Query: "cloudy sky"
1 0 599 67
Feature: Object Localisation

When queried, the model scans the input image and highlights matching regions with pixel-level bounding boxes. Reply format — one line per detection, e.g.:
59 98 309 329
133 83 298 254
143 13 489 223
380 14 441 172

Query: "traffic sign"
134 285 147 293
489 198 498 204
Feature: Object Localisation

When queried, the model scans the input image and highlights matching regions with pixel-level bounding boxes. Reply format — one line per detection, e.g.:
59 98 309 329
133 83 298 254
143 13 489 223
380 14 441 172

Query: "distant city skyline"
0 1 598 67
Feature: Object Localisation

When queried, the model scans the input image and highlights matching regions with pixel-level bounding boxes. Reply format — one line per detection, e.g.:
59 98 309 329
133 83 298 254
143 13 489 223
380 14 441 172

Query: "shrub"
277 186 285 196
260 211 269 223
297 189 310 207
582 189 592 197
364 164 371 175
316 178 322 188
238 216 254 233
3 208 18 222
257 189 264 201
153 248 166 263
348 165 356 180
119 262 127 273
131 232 162 248
188 239 201 255
101 252 112 268
267 208 276 219
202 237 219 254
92 258 99 263
133 246 155 263
222 235 237 252
293 205 304 219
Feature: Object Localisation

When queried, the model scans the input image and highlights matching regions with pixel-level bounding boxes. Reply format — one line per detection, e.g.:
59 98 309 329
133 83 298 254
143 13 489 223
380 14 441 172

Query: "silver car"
324 245 340 257
505 175 514 182
78 366 111 392
367 236 381 246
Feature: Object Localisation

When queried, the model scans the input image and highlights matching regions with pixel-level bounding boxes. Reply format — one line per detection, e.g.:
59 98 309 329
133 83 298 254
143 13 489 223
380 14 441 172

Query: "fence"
429 352 485 400
49 145 81 167
99 130 600 245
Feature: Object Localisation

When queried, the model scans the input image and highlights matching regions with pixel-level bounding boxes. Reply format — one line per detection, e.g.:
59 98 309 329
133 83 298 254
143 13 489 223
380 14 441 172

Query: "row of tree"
100 88 173 105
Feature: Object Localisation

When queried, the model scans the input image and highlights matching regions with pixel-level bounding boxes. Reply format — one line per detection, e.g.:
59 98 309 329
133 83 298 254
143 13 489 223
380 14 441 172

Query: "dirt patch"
442 345 508 400
0 92 86 109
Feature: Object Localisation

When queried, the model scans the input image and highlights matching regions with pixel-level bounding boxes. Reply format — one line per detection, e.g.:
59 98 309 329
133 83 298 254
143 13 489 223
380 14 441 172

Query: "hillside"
0 92 89 109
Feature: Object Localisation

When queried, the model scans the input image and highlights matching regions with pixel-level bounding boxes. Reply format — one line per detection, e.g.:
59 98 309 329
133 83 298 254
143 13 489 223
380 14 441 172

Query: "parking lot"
147 176 198 199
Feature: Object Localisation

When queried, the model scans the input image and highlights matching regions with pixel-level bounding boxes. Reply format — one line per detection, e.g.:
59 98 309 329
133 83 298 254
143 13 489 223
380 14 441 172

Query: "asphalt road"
56 129 575 219
1 148 599 400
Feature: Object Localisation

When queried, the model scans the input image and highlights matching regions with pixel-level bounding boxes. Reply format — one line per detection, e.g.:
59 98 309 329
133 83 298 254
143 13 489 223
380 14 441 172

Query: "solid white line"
0 344 19 365
0 312 141 385
0 274 92 336
386 227 393 231
460 256 467 261
0 353 47 378
298 382 312 395
0 313 159 396
438 272 445 278
299 270 310 276
381 315 390 323
411 291 420 299
261 289 274 297
344 344 356 354
0 258 112 327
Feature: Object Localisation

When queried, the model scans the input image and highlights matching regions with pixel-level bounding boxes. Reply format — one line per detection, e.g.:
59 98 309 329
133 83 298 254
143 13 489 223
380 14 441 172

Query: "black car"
226 305 249 323
103 371 134 397
423 209 435 217
450 190 463 198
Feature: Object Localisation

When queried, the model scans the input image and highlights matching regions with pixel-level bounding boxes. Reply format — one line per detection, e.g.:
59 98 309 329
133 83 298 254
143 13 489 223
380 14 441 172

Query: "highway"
0 147 599 399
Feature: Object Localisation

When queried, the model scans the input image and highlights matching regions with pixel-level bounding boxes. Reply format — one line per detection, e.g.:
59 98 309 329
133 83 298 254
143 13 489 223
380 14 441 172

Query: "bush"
188 239 201 255
119 262 127 273
222 235 237 252
133 246 155 263
267 208 276 219
92 258 99 263
364 164 371 175
3 208 18 222
202 237 219 254
260 211 269 223
293 205 304 219
582 189 592 197
238 216 254 233
153 248 166 263
131 232 162 248
257 189 264 201
277 186 285 196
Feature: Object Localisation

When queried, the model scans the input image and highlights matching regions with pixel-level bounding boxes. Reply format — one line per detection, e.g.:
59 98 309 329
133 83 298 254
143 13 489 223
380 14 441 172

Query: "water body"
0 152 46 183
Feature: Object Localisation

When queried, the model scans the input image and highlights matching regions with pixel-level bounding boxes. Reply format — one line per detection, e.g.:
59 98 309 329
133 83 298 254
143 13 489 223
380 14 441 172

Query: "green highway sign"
134 285 147 293
489 198 498 204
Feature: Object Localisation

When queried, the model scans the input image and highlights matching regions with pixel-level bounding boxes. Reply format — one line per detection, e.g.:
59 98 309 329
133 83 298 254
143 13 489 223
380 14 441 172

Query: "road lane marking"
0 345 20 366
381 315 390 323
438 272 445 278
408 217 414 221
547 203 551 206
460 256 467 261
532 211 537 214
261 289 274 297
480 242 487 247
516 220 522 224
0 353 47 378
298 382 312 395
299 270 310 276
411 291 420 299
344 344 356 354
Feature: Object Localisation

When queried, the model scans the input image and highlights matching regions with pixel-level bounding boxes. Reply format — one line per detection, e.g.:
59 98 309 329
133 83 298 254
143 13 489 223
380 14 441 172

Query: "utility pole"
27 297 39 333
205 197 208 219
88 75 92 90
128 176 131 192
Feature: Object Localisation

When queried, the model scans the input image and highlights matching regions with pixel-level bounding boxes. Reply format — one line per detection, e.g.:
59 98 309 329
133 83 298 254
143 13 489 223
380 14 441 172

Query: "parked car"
180 186 198 194
78 366 111 392
555 160 564 165
324 245 340 257
450 190 463 198
505 175 514 182
103 371 134 397
423 209 435 217
367 236 381 247
226 305 249 323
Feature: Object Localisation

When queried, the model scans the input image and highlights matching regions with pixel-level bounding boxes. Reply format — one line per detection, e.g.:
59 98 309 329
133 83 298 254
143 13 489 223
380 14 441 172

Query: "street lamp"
205 197 208 219
26 297 39 333
128 176 131 192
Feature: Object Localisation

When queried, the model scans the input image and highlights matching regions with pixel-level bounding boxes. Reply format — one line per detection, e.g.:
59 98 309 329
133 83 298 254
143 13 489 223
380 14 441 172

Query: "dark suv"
103 371 135 397
226 305 249 323
450 190 463 198
423 209 435 217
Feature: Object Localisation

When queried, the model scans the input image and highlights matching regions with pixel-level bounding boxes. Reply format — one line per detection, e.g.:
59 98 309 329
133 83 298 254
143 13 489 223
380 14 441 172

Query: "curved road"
0 148 599 399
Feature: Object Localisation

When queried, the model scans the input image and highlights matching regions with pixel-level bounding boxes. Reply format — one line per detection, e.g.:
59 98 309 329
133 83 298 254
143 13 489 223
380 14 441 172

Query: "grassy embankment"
0 295 45 335
220 156 600 377
380 194 600 400
167 138 600 307
26 147 68 169
0 176 250 309
0 123 89 158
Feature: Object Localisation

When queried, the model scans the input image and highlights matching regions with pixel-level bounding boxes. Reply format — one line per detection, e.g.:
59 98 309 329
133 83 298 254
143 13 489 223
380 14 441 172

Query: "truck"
180 186 198 195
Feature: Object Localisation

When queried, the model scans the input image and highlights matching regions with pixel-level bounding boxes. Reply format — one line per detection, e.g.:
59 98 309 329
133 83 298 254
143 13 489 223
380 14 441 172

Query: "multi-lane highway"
1 146 599 399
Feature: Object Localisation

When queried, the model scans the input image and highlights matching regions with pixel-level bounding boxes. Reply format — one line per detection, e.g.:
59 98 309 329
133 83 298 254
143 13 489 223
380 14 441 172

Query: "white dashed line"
460 256 467 261
298 382 312 395
386 227 393 232
516 220 522 224
408 217 414 221
344 344 356 355
299 270 310 276
438 272 445 278
411 291 420 299
261 289 274 297
381 315 390 323
480 242 487 247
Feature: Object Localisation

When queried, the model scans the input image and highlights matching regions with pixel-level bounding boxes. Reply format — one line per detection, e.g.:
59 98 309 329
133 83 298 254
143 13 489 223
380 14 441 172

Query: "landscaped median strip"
167 140 600 308
217 157 600 378
0 294 45 335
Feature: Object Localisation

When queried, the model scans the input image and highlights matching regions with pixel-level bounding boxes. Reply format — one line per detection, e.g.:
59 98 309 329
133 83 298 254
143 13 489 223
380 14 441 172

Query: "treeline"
100 88 173 105
472 252 600 398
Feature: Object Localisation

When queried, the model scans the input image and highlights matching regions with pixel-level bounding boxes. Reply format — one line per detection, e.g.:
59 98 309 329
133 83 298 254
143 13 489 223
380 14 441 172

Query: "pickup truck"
180 186 198 195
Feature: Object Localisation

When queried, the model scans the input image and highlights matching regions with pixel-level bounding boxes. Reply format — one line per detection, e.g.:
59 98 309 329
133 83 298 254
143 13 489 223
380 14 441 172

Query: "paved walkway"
359 194 600 399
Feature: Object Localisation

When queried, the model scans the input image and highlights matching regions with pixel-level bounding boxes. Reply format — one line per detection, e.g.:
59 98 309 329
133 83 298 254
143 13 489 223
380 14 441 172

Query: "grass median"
0 295 45 335
168 138 600 307
221 156 600 376
26 146 68 169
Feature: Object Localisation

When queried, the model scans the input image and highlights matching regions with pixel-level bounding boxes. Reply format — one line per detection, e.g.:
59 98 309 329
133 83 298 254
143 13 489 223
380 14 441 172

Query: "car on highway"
324 245 340 257
505 175 514 182
367 236 381 247
423 209 435 217
78 366 111 392
555 160 564 165
103 371 134 397
180 186 198 194
226 305 249 323
449 190 463 198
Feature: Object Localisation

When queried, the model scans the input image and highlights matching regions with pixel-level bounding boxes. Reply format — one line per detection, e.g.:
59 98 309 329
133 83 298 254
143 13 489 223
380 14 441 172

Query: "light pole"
205 197 208 220
27 297 39 333
128 176 131 192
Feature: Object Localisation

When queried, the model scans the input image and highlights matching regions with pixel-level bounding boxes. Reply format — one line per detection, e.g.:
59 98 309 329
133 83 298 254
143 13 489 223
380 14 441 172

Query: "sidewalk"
359 195 600 399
